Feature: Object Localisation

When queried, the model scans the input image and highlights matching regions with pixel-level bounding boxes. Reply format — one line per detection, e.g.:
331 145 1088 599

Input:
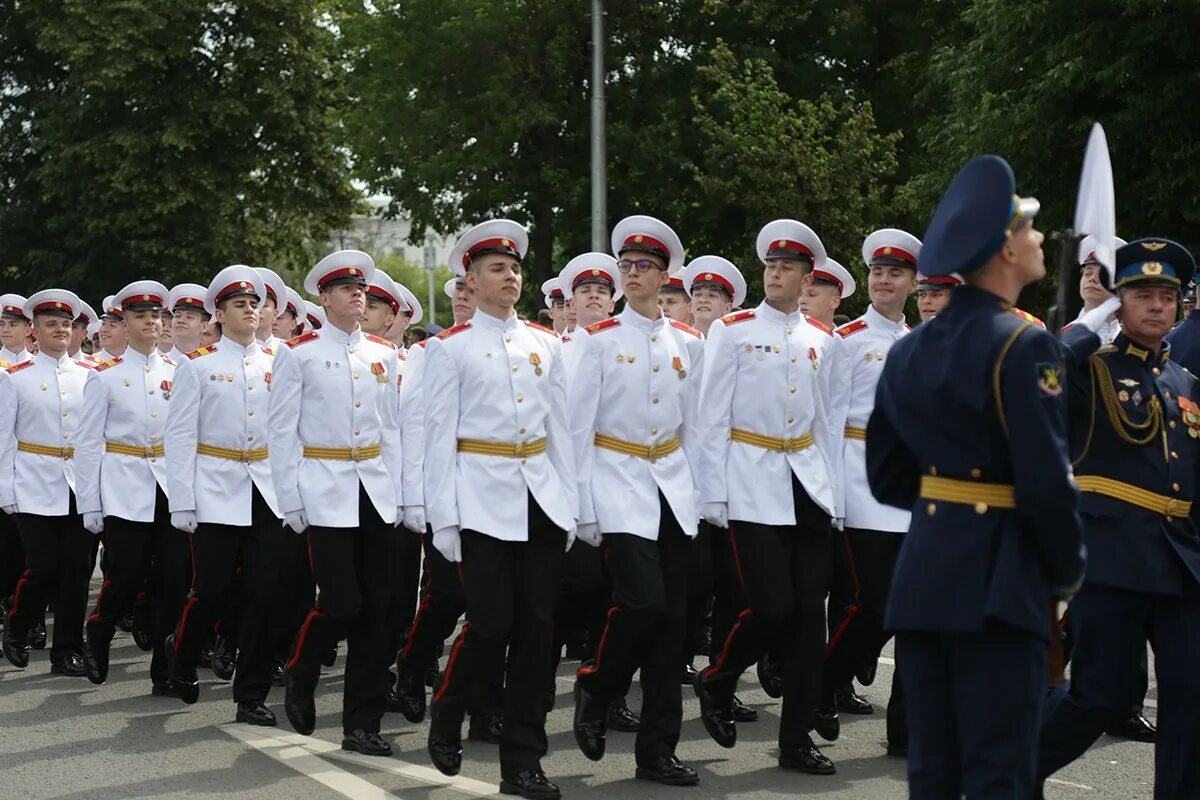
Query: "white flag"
1074 123 1116 285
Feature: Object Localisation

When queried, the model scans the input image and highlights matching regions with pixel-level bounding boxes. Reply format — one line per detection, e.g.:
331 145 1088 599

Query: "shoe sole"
634 768 700 786
692 672 736 749
237 713 278 727
342 740 391 757
498 782 561 799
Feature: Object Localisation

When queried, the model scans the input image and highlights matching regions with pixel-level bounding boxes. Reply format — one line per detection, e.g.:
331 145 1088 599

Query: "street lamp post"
590 0 607 252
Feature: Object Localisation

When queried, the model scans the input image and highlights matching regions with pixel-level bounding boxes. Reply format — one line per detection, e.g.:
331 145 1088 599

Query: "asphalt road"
0 591 1159 799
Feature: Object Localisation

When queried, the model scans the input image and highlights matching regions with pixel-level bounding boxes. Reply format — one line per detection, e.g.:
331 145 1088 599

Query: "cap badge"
884 247 893 255
501 239 511 247
704 273 714 280
240 282 248 288
1143 242 1168 251
1142 262 1164 276
634 235 644 243
777 240 786 248
591 268 600 276
143 294 150 301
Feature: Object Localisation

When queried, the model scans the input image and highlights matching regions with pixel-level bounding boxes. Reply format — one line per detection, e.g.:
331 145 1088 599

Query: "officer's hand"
433 526 462 563
284 510 309 535
2 504 17 516
565 526 577 552
577 523 601 547
170 511 197 534
82 512 105 535
1077 295 1121 334
402 505 426 534
833 517 845 532
700 502 728 529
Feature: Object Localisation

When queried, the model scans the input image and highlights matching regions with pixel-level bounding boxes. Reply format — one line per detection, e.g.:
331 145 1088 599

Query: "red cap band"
621 234 669 257
871 246 917 266
464 237 520 268
570 268 616 290
809 269 844 294
368 285 401 314
766 239 815 260
317 266 366 289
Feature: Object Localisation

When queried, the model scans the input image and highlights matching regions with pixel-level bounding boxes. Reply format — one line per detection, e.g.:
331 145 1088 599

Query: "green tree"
0 0 358 299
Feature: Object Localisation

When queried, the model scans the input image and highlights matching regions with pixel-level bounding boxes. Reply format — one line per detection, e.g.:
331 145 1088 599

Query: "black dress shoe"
886 741 907 758
117 611 135 633
607 700 641 732
779 744 836 775
390 668 426 723
199 644 213 667
756 654 783 699
28 622 47 650
425 663 439 688
572 683 607 761
468 713 503 744
132 604 153 651
342 728 392 756
499 768 561 799
284 668 317 735
813 706 840 741
836 684 874 715
236 701 278 727
693 671 736 748
83 631 110 685
3 630 30 669
427 732 462 776
210 637 235 681
680 661 699 685
51 653 88 677
1105 712 1156 743
165 634 200 704
635 753 700 786
151 680 179 697
732 694 758 722
856 659 877 687
271 660 285 687
131 627 154 652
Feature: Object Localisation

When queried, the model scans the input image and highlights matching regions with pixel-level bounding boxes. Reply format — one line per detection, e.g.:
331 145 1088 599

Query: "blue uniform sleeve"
865 360 920 511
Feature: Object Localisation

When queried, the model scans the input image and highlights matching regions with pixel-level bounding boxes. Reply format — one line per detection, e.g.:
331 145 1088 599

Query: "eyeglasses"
617 259 665 273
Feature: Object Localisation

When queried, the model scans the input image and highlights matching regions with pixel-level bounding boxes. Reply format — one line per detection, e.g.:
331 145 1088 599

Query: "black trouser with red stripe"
393 526 423 649
287 486 404 733
575 495 691 765
429 496 565 778
172 488 284 703
708 524 745 663
823 527 906 745
701 476 831 750
273 529 315 661
0 511 26 606
7 499 93 663
399 530 502 718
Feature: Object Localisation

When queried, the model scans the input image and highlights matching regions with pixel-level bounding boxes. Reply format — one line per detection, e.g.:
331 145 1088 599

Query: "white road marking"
1047 777 1095 791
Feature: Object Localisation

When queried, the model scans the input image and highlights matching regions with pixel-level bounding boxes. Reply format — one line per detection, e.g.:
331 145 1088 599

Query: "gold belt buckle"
1166 498 1189 517
240 450 253 463
349 447 361 461
514 441 527 458
64 447 75 460
143 446 155 458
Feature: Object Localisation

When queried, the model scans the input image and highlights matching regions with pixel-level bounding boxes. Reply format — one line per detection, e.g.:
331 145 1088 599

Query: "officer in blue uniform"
1037 239 1200 800
1165 280 1200 374
865 155 1087 799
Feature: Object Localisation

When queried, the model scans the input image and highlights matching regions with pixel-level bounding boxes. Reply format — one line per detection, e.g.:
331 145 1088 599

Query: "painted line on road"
223 725 500 797
1047 777 1095 791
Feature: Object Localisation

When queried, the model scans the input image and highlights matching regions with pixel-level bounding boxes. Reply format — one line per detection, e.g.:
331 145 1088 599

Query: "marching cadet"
568 215 703 787
268 250 406 755
422 219 576 799
865 156 1086 799
693 220 841 776
166 284 211 364
362 269 405 339
300 301 325 334
275 287 303 340
817 229 920 755
0 290 94 674
559 254 622 379
684 256 743 336
1180 282 1197 321
75 281 184 692
799 258 856 331
914 273 961 322
387 283 423 351
1037 239 1200 800
0 294 32 367
158 307 175 355
542 278 567 334
1068 234 1126 343
658 275 693 325
69 302 99 361
254 267 288 355
96 296 129 362
163 266 285 725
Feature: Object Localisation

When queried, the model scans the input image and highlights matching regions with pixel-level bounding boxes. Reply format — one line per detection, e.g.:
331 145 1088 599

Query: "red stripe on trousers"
433 624 470 704
287 608 325 670
175 596 200 653
825 528 863 658
7 569 31 620
576 605 620 679
87 578 113 624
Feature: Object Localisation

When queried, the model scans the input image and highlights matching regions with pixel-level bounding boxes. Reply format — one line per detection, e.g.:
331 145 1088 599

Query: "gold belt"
105 441 165 459
593 433 681 462
303 442 382 462
196 443 269 463
1075 475 1192 518
730 428 814 453
17 441 74 459
844 425 867 441
457 437 547 458
919 475 1016 509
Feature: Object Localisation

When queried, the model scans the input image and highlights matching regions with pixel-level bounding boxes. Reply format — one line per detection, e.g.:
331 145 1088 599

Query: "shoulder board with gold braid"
262 345 275 356
836 319 868 339
75 359 95 370
806 316 833 335
162 355 176 366
670 319 702 338
525 321 557 336
436 321 471 340
721 310 755 326
93 357 123 372
1012 308 1047 329
364 333 397 350
186 345 217 359
286 332 318 349
0 360 9 369
5 360 34 375
586 318 621 335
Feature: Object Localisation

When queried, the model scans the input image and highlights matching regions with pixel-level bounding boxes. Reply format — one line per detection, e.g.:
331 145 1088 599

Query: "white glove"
82 512 105 535
284 510 309 535
1 505 15 516
576 523 602 547
402 505 426 533
565 526 577 552
433 526 462 563
701 502 729 529
833 517 845 532
170 511 197 533
1078 296 1121 335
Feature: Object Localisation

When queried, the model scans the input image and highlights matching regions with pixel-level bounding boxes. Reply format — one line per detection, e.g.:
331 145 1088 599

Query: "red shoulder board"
806 316 833 335
721 310 755 326
1012 307 1047 329
416 339 429 349
670 319 702 338
836 319 868 339
93 357 123 372
364 333 397 350
561 335 572 344
5 360 34 375
524 321 556 336
286 332 318 349
436 321 471 340
162 355 176 366
586 318 621 335
262 346 274 356
185 345 217 359
1060 322 1076 333
75 360 95 370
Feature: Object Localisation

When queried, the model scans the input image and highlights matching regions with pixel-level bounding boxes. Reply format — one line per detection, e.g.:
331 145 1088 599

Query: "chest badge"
809 347 819 370
1132 389 1143 406
530 352 543 376
160 380 172 400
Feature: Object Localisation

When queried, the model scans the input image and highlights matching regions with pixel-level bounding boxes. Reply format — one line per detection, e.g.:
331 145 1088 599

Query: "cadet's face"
869 265 917 310
158 314 174 346
619 250 668 304
362 298 396 336
1079 264 1112 305
126 308 162 348
763 259 811 303
173 308 207 342
33 314 71 356
917 287 951 321
217 295 260 339
452 283 477 323
1184 300 1196 317
273 309 297 339
571 282 615 327
100 317 127 349
548 302 564 327
257 297 277 337
690 285 732 324
799 283 839 320
466 254 522 310
1004 223 1046 283
69 321 87 352
321 282 367 323
1117 285 1177 344
387 312 410 343
0 317 30 350
658 290 691 322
